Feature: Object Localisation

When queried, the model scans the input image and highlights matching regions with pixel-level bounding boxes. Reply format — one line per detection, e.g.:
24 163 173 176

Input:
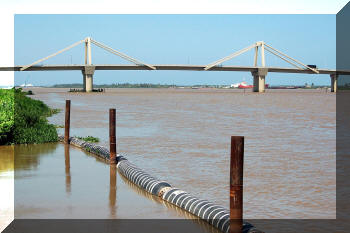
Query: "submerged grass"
0 88 59 145
76 136 100 143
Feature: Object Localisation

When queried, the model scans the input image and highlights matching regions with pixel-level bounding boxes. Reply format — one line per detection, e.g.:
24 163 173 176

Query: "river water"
3 88 335 227
0 146 14 232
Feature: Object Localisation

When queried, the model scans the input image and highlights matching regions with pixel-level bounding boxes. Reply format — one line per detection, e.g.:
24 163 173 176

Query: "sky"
13 14 336 86
1 0 348 87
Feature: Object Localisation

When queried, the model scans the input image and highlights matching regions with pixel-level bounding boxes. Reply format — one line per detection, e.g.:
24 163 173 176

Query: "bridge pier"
82 66 95 92
83 74 86 91
330 74 338 93
252 68 268 93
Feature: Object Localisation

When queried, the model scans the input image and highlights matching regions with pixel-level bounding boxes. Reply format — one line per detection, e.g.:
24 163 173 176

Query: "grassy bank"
0 88 58 145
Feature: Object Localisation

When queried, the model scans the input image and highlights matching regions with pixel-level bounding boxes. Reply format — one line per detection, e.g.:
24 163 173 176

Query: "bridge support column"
330 74 338 93
83 75 86 91
251 68 268 93
82 66 95 92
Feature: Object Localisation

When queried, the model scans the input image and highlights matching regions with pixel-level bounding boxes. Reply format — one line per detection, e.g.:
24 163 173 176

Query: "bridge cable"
264 47 303 70
264 43 319 73
204 43 257 70
90 39 156 70
20 39 85 71
205 41 319 74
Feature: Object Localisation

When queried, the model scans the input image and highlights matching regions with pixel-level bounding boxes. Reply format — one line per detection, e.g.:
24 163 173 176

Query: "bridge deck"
1 64 349 75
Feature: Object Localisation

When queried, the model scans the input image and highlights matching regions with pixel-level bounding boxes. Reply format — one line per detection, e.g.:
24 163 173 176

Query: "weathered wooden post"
230 136 244 233
109 108 117 164
64 100 71 144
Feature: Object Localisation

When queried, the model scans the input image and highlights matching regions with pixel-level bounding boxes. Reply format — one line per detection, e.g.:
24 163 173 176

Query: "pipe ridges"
158 187 172 198
60 136 262 233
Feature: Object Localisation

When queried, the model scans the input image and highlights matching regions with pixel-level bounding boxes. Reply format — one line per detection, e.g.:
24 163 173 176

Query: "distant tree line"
51 83 331 89
51 83 233 88
52 83 179 88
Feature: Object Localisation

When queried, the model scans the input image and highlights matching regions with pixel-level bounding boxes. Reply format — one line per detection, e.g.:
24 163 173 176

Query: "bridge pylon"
83 37 93 92
205 41 319 92
20 37 155 92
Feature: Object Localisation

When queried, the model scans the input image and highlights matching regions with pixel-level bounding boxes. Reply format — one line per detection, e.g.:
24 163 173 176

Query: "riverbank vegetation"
0 89 14 144
0 88 59 145
76 136 100 143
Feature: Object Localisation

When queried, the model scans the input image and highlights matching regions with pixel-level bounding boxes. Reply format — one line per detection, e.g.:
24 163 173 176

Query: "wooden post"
109 109 117 164
64 100 71 144
230 136 244 233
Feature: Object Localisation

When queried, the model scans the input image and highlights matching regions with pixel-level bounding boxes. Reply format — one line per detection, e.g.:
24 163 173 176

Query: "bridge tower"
80 37 155 92
19 37 155 92
83 37 94 92
252 42 267 92
205 41 319 92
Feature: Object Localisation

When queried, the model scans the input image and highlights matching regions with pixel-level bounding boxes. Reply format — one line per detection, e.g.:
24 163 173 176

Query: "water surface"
25 88 336 219
0 146 14 232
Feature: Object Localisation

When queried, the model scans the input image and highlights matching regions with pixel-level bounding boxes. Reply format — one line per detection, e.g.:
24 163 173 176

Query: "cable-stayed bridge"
1 37 349 92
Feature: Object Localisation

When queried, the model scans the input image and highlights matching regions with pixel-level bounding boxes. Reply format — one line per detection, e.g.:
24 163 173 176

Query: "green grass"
0 89 14 144
50 108 61 115
0 88 59 145
76 136 100 143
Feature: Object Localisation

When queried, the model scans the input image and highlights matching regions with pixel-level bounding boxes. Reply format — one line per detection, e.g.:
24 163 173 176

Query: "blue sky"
15 14 335 86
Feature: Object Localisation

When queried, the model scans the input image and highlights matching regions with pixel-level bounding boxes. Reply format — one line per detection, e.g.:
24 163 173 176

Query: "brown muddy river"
0 146 13 232
9 88 335 224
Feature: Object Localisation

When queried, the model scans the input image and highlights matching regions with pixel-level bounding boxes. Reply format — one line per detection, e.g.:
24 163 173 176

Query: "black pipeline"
60 102 260 233
59 135 259 233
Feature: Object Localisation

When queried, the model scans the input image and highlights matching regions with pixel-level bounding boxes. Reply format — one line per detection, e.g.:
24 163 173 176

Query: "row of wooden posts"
63 99 245 233
64 99 117 164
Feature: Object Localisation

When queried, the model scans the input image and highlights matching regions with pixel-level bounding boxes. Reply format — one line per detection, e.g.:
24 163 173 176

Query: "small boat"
238 82 253 89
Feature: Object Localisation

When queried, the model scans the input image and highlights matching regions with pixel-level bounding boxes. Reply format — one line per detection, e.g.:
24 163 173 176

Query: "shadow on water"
109 164 117 218
14 143 58 172
64 144 71 195
14 142 225 228
64 145 116 216
0 146 14 173
63 144 117 219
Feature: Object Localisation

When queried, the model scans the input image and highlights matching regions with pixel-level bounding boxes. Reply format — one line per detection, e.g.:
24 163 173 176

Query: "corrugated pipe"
59 136 261 233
